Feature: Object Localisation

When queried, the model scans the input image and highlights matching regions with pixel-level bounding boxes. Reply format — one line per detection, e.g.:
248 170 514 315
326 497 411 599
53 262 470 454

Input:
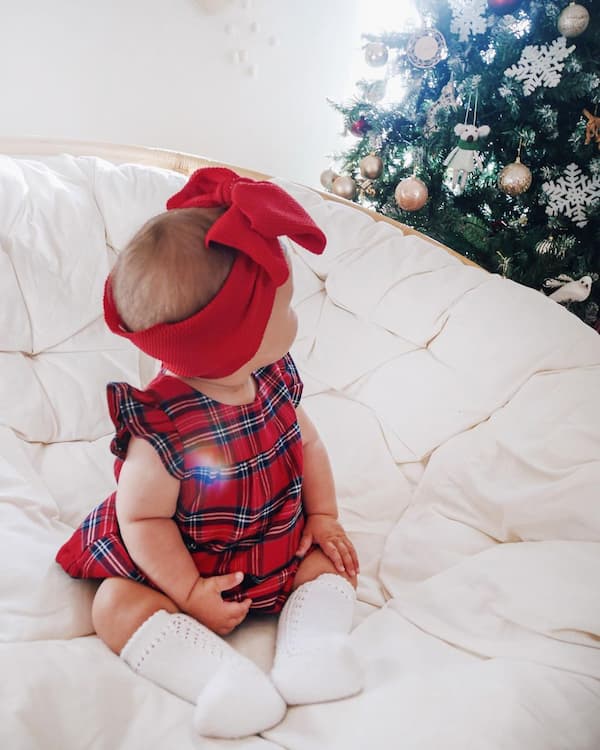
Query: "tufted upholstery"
1 152 599 749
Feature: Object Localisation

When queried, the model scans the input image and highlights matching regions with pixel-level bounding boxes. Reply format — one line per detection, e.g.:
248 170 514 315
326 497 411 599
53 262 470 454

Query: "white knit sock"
120 609 286 738
270 573 364 705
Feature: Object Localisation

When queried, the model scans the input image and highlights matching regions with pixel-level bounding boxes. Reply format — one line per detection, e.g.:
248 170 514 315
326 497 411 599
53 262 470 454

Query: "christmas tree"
325 0 600 330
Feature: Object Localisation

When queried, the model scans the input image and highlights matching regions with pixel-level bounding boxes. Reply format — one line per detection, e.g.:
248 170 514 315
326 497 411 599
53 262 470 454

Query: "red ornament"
487 0 521 14
491 219 508 233
350 117 371 137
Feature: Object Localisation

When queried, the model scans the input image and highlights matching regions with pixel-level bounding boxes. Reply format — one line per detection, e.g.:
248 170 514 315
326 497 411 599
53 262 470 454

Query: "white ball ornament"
557 3 590 37
331 175 357 200
394 176 429 211
406 29 447 69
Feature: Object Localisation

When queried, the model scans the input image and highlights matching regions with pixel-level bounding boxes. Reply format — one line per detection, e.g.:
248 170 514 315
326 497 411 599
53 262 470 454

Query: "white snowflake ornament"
448 0 487 43
505 36 575 95
542 163 600 227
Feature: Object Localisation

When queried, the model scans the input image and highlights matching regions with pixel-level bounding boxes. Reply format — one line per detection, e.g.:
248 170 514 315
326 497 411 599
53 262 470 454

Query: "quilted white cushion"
2 153 600 749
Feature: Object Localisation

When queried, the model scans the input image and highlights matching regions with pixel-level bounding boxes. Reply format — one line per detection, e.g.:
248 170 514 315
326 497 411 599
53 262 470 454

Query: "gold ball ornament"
498 158 532 196
359 154 384 179
320 168 339 190
535 236 555 254
331 175 357 200
394 176 429 211
557 3 590 37
364 42 388 67
535 235 567 259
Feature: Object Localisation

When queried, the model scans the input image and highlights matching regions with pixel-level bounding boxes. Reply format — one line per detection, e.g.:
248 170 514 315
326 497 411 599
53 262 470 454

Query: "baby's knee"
335 568 358 590
92 577 178 654
293 549 358 591
92 577 135 627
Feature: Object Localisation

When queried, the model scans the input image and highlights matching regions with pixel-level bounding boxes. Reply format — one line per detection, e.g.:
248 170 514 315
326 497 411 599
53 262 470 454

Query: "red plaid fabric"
56 355 305 614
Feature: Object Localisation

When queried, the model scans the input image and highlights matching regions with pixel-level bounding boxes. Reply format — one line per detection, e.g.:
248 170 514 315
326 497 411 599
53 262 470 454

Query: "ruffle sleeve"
277 353 303 408
107 382 187 480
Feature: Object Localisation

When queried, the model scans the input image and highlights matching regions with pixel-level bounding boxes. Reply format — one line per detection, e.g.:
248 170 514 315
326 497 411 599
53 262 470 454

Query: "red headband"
103 167 326 377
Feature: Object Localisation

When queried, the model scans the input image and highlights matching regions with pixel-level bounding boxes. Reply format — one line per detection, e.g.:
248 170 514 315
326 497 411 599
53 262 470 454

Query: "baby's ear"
477 125 490 138
454 123 465 136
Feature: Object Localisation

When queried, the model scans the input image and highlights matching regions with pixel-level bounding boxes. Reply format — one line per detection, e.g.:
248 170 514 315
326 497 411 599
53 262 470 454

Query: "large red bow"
104 168 326 377
166 167 326 285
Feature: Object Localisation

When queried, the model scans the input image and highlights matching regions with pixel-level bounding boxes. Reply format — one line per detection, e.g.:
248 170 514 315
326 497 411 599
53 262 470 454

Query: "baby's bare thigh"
292 548 357 591
92 577 179 654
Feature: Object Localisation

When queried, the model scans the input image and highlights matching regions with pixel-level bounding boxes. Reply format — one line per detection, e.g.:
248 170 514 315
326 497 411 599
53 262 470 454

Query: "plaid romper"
56 354 305 614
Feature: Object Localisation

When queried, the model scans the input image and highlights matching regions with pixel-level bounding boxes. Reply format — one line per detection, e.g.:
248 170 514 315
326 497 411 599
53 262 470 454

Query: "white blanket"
1 153 599 749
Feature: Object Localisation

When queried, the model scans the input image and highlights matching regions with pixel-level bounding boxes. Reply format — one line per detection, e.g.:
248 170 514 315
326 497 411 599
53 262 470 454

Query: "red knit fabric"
103 168 326 377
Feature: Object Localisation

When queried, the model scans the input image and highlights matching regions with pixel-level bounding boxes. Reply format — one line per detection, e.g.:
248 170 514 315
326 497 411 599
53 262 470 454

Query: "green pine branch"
327 0 600 329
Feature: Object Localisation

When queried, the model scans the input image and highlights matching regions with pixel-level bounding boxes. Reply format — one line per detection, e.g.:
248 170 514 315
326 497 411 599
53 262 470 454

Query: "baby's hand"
296 514 359 578
181 572 251 636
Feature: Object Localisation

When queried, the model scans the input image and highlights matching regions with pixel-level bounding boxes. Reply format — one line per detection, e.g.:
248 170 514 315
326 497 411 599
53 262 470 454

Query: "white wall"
0 0 360 186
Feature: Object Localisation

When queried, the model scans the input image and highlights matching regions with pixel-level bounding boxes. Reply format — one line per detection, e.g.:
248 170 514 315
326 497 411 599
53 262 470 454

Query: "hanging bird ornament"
542 274 593 304
443 88 490 192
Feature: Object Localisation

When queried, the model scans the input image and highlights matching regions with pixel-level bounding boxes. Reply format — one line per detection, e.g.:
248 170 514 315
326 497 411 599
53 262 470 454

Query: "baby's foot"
271 632 363 705
194 656 286 738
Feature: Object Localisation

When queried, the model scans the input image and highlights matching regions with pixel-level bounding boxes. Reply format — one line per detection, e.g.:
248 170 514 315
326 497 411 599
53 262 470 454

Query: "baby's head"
103 167 326 378
111 207 235 332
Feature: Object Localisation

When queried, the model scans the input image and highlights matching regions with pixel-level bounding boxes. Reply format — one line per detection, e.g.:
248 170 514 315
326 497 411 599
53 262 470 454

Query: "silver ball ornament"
363 79 387 104
364 42 388 67
498 159 532 196
320 168 339 190
557 3 590 37
331 175 357 200
359 154 384 180
394 176 429 211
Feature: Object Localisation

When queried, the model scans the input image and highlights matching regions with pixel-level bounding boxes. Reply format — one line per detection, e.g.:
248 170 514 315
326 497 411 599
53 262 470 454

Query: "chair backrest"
0 137 479 269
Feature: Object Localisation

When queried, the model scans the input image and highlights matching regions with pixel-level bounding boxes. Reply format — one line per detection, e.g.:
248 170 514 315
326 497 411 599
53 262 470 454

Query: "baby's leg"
93 578 285 738
270 549 364 705
291 547 358 591
92 577 178 653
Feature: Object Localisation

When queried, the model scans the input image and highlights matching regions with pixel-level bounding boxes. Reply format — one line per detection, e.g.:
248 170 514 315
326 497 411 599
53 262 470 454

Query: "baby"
56 168 363 738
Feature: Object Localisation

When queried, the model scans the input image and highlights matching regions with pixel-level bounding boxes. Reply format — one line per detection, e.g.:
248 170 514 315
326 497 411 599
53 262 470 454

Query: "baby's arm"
294 406 359 578
116 436 251 634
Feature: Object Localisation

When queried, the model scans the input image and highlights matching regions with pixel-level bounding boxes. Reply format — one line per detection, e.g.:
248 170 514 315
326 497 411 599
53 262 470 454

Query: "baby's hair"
111 207 236 331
